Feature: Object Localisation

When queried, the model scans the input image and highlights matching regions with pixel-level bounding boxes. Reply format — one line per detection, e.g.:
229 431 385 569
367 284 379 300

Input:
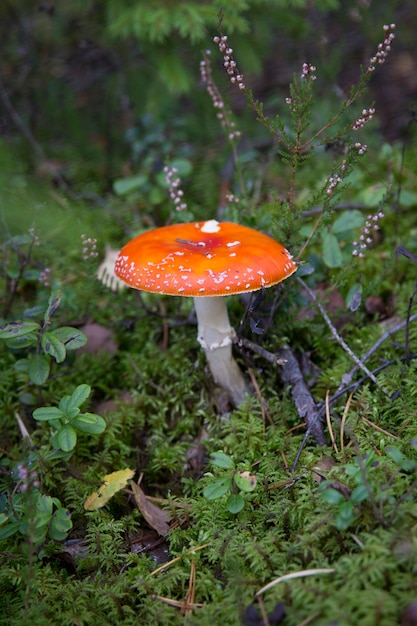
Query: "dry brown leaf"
130 480 171 536
312 455 336 482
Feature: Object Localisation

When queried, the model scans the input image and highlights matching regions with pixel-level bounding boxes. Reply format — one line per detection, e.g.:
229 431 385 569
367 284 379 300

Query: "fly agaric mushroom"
114 220 296 406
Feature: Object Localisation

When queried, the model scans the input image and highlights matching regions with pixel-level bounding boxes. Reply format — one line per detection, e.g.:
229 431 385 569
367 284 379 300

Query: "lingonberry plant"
32 384 106 453
203 451 257 514
0 291 87 388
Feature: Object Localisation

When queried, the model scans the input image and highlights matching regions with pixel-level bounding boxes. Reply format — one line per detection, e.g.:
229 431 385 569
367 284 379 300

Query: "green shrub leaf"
72 413 106 435
29 354 50 385
41 332 66 363
69 384 91 409
57 425 77 452
0 321 39 339
226 493 245 514
53 326 87 350
234 471 257 492
322 232 343 268
203 477 232 500
33 406 64 422
210 452 234 469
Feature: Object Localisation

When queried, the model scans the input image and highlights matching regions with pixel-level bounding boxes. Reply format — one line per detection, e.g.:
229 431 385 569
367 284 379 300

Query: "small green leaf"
19 392 37 406
113 174 147 196
72 413 106 435
29 354 50 385
210 452 234 470
44 290 62 322
23 305 45 318
358 183 386 207
203 477 232 500
6 333 38 349
346 283 362 312
59 395 72 414
33 406 64 422
49 508 72 541
0 521 20 540
226 493 245 514
350 484 369 504
53 326 87 350
234 471 257 492
386 446 417 471
37 494 54 516
322 232 343 268
335 501 355 531
0 513 10 526
22 268 41 281
331 209 363 234
164 158 192 178
69 384 91 410
66 407 81 420
57 425 77 452
320 487 345 505
385 446 404 466
14 358 30 373
41 332 66 363
0 321 39 339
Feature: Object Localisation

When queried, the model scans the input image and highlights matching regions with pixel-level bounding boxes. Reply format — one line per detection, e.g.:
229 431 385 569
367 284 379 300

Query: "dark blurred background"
0 0 416 195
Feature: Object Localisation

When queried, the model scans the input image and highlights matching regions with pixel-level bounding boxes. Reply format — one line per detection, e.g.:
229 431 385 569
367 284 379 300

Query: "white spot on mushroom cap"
226 241 240 247
200 219 220 233
208 269 229 284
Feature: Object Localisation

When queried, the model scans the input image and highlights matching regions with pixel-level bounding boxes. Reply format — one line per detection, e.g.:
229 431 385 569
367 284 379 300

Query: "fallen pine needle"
150 542 210 577
152 595 203 609
360 415 399 439
325 390 338 454
340 392 353 451
256 568 335 596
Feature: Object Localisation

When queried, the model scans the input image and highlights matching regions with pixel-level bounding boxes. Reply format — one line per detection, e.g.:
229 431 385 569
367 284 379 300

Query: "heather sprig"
300 63 317 81
81 234 98 260
352 107 376 131
200 49 241 141
213 35 245 90
352 210 384 258
367 23 396 72
164 165 187 212
207 22 396 228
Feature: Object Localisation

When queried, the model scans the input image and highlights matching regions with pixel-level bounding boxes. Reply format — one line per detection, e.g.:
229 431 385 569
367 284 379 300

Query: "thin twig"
298 277 391 396
334 312 417 395
236 336 326 446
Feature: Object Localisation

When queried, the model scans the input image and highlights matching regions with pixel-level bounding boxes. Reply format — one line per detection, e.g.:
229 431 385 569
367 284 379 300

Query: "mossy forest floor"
1 4 417 625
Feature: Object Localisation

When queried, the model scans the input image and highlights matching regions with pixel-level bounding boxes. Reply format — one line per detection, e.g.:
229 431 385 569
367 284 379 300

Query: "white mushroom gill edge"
193 295 248 406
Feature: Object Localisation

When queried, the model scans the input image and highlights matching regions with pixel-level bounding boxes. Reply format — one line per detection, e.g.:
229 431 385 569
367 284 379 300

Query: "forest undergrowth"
1 8 417 626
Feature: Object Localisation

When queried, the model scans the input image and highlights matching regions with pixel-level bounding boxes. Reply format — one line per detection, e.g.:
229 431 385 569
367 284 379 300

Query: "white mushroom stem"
193 296 249 406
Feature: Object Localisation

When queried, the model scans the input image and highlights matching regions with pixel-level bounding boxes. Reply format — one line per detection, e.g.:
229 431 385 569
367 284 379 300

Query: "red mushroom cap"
114 220 297 297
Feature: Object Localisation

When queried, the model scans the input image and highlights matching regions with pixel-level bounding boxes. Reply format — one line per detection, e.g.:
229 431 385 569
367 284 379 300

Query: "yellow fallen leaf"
84 468 135 511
